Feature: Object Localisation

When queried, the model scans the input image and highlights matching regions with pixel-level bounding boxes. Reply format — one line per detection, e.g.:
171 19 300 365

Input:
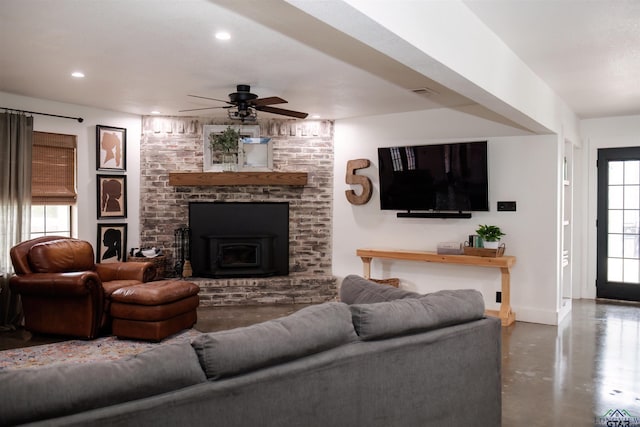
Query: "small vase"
221 153 237 171
483 241 500 249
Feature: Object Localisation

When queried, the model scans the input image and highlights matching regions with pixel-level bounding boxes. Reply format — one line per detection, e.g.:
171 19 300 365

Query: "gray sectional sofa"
0 275 501 426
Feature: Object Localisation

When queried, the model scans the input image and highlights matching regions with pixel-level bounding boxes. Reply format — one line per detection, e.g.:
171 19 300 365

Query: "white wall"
333 108 562 324
580 114 640 299
1 91 142 250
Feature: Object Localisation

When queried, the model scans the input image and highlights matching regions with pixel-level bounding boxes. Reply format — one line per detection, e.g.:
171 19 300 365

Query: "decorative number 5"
345 159 373 205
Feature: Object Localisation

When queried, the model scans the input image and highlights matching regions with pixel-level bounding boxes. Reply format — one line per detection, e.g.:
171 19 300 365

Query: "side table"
127 255 166 280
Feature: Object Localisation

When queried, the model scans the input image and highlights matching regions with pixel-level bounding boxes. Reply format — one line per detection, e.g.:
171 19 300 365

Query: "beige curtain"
0 112 33 330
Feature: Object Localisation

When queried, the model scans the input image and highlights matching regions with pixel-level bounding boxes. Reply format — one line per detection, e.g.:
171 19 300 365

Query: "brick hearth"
190 276 337 307
139 116 336 305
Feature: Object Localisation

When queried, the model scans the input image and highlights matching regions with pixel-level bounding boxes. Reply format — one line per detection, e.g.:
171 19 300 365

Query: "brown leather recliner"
10 236 156 339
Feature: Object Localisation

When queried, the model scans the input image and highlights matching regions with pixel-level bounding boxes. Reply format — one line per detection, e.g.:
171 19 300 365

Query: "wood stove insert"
189 202 289 278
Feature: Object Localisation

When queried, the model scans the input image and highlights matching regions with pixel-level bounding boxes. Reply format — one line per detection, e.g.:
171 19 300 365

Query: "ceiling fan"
179 84 308 121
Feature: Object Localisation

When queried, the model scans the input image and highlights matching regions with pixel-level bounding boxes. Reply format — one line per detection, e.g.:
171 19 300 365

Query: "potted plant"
475 224 506 249
208 126 240 171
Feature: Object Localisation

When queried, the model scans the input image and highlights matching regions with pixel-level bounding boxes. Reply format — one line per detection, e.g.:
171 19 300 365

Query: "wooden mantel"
168 171 308 187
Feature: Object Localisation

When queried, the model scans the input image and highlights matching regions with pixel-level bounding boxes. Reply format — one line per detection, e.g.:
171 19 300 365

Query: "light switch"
497 201 516 211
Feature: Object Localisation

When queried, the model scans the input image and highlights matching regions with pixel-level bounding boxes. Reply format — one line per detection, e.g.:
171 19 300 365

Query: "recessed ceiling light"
151 111 161 115
71 71 85 78
311 114 321 119
215 31 231 41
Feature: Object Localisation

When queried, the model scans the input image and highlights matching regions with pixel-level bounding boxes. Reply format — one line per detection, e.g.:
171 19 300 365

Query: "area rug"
0 329 202 371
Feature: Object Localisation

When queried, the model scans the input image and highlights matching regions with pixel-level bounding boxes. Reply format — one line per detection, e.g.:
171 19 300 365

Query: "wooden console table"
356 248 517 326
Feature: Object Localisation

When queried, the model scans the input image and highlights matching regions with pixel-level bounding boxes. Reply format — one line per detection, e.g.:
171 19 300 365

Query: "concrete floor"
2 299 640 426
502 299 640 426
194 303 314 332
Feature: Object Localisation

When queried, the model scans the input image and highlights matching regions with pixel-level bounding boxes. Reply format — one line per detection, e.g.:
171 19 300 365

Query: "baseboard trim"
510 306 560 325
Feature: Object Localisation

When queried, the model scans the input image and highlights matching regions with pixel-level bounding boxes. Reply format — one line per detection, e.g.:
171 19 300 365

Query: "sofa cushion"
350 289 485 340
28 238 95 273
191 302 358 380
0 342 206 426
339 274 420 304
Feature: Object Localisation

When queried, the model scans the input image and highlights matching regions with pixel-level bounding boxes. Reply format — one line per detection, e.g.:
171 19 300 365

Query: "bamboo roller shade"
32 131 77 204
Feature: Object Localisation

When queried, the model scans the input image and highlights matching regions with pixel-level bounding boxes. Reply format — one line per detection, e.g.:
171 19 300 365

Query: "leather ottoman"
110 280 200 341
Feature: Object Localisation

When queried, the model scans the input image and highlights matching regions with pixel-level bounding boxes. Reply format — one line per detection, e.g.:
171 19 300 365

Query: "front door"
597 147 640 301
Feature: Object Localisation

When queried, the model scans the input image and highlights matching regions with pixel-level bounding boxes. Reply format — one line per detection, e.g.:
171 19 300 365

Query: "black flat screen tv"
378 141 489 213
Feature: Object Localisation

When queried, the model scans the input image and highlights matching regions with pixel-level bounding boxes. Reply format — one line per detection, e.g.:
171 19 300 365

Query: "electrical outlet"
496 291 502 303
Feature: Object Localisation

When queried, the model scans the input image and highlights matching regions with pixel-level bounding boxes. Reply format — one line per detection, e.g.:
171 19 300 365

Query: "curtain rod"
1 107 84 123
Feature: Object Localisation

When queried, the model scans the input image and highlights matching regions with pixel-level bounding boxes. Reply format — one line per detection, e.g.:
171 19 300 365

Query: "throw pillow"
339 274 420 304
191 302 358 380
350 289 485 340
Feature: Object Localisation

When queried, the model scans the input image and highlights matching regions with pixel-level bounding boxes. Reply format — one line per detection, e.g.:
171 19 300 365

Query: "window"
30 131 77 239
30 205 72 238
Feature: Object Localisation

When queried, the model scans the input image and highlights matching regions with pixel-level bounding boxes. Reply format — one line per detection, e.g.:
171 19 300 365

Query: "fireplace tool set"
174 227 192 278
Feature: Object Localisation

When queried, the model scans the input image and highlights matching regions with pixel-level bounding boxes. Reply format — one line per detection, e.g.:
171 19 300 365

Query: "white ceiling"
464 0 640 119
1 0 639 123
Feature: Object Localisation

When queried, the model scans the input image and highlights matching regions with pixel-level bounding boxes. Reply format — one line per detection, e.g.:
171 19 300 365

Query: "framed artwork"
203 125 260 172
239 136 273 171
97 174 127 219
96 125 126 171
97 223 127 263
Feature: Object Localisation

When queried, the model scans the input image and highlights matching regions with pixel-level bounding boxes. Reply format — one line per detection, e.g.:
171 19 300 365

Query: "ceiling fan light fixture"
228 107 257 122
184 84 308 119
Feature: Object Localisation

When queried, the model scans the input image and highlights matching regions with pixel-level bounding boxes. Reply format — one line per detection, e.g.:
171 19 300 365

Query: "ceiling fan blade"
187 94 232 104
255 105 308 119
178 106 227 112
253 96 287 106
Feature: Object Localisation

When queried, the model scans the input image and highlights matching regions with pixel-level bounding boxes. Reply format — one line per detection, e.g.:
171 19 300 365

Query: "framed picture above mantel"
203 125 272 172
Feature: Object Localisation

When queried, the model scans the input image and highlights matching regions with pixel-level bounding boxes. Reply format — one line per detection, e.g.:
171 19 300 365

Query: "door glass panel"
609 234 623 258
624 210 639 234
624 235 640 259
624 185 640 209
624 160 640 184
609 186 623 209
609 210 623 233
609 161 624 185
623 259 640 283
608 258 623 282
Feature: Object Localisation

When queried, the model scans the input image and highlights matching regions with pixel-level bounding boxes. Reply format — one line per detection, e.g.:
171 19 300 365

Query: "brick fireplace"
139 116 336 306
